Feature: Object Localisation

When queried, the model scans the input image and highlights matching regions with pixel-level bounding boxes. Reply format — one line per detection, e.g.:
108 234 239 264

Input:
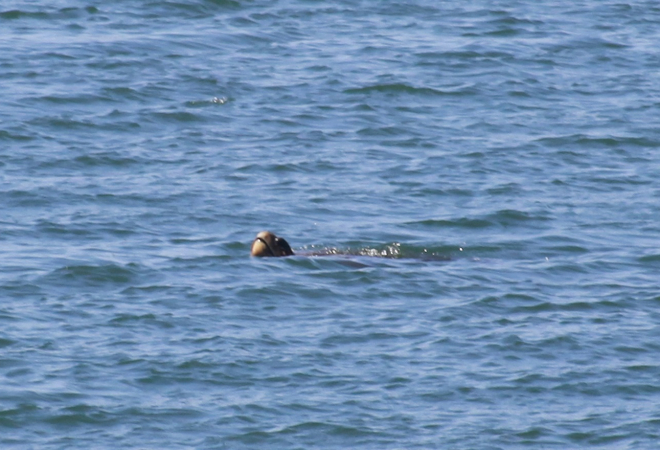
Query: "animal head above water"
251 231 294 257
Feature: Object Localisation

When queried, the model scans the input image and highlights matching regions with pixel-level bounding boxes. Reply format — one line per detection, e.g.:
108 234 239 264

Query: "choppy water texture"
2 1 660 448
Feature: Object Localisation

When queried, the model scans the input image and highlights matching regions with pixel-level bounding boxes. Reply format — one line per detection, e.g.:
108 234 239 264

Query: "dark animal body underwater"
250 231 451 261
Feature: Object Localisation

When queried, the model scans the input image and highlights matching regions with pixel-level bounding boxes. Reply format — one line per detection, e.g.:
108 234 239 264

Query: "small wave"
149 110 206 123
543 245 589 254
487 15 544 27
44 263 142 287
344 83 464 96
6 190 53 208
0 10 48 20
30 116 98 130
356 125 411 137
0 6 97 21
101 87 144 101
44 409 114 427
412 218 492 229
639 254 660 263
0 338 16 348
0 129 34 141
109 313 157 324
409 210 550 231
39 93 112 105
73 154 140 168
490 209 552 226
509 299 622 314
144 0 241 17
534 134 660 148
256 420 379 438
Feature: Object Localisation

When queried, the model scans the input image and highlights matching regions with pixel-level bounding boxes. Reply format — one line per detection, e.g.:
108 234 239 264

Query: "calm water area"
2 1 660 448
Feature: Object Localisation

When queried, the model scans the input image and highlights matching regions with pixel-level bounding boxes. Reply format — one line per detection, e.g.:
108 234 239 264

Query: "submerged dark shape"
251 231 294 257
251 231 450 261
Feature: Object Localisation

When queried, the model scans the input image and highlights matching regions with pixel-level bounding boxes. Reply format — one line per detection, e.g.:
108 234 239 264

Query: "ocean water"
2 0 660 448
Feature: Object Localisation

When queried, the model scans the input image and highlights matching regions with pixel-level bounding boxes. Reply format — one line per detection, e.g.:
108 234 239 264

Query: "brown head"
251 231 294 257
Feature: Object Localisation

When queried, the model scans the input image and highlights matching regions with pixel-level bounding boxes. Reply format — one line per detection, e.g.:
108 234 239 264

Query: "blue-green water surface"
2 1 660 448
